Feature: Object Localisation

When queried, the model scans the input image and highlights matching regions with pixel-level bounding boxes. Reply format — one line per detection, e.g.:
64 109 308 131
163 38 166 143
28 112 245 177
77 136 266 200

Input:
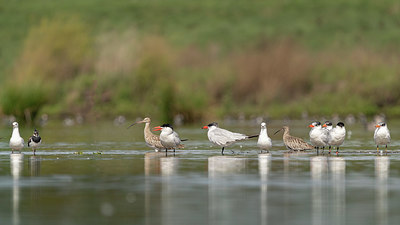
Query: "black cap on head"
161 124 173 129
378 122 386 126
312 121 321 126
207 122 218 127
337 122 345 127
324 121 333 126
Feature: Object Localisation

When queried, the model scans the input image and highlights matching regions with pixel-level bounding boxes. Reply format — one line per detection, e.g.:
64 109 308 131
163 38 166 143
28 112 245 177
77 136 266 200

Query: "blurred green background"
1 0 400 124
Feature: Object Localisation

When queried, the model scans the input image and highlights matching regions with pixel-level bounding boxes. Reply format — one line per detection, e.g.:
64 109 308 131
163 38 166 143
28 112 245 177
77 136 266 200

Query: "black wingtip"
181 139 188 142
247 134 259 139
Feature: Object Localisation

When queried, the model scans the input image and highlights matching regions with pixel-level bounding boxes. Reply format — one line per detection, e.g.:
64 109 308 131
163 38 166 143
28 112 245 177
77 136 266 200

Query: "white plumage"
9 122 24 153
154 124 182 153
328 122 346 155
257 122 272 152
374 122 390 153
202 122 258 155
309 121 327 153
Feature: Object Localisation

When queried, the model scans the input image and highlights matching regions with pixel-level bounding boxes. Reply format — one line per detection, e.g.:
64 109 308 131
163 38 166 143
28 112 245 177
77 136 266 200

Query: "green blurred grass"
1 0 400 122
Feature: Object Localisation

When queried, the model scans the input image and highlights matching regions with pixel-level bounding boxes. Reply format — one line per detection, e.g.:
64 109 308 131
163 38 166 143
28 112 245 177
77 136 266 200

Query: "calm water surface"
0 120 400 225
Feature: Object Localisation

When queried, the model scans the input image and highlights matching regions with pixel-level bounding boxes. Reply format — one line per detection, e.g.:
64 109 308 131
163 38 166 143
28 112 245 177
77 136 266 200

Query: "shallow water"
0 120 399 225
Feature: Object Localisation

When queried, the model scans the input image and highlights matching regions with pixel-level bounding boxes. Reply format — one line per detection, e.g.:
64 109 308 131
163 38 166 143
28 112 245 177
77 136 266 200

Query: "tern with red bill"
128 117 165 152
322 121 333 154
201 122 258 155
374 122 390 154
327 122 346 155
309 121 328 155
153 124 185 153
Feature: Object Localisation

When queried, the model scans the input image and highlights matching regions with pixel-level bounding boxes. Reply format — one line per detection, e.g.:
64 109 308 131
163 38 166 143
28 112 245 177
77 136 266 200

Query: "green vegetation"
1 0 400 123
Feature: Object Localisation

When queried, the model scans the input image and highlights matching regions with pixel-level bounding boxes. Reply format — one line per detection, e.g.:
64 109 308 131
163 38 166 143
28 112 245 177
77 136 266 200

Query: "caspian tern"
374 122 391 154
9 122 24 153
153 124 184 153
327 122 346 155
128 117 183 152
309 121 328 154
322 121 333 153
27 129 41 156
257 122 272 153
202 122 258 155
274 126 314 151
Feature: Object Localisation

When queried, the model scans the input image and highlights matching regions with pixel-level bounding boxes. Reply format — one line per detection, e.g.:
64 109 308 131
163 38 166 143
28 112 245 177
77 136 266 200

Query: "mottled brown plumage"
128 117 184 151
275 126 314 151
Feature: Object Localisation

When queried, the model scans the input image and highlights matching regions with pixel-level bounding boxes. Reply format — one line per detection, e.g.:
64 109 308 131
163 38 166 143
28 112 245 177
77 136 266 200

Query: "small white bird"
322 121 333 153
327 122 346 155
153 124 183 153
9 122 24 153
28 129 42 156
374 122 391 154
257 122 272 153
202 122 258 155
309 121 327 154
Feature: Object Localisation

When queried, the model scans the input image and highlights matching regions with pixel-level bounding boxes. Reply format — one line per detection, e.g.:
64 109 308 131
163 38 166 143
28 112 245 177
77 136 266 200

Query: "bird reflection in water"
11 153 23 225
310 156 328 225
375 156 389 225
208 156 248 224
28 156 41 177
259 153 271 225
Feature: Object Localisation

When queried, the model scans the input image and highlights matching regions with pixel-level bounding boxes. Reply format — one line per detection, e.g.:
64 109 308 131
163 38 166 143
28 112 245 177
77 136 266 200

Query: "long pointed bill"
127 120 143 129
153 126 162 131
322 124 327 127
201 126 208 129
274 128 282 135
308 124 314 128
376 125 381 128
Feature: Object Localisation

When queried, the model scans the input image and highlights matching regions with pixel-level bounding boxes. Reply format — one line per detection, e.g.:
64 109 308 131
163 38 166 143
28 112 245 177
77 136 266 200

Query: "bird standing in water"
9 122 24 154
128 117 184 152
153 124 184 153
28 129 42 156
327 122 346 155
309 121 327 155
257 122 272 153
274 126 314 151
202 122 258 155
374 122 390 154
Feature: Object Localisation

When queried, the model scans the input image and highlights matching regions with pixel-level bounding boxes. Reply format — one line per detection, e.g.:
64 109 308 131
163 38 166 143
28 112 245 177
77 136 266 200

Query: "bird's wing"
286 136 313 150
209 128 247 145
146 133 164 149
28 136 32 147
173 131 181 145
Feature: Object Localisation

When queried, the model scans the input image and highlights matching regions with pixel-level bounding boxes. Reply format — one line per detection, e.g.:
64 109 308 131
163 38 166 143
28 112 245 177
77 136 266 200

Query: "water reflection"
161 157 180 225
259 153 271 225
144 152 164 225
310 156 328 225
208 156 249 224
10 153 24 225
375 157 389 225
329 157 346 225
28 156 41 176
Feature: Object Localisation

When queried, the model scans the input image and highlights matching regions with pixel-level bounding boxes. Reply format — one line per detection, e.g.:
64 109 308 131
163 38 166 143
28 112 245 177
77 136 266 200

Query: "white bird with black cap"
309 121 327 154
327 122 346 155
202 122 258 155
374 122 390 154
153 124 185 153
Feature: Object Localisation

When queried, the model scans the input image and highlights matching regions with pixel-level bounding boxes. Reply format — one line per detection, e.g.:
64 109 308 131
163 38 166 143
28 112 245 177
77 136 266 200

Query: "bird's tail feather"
247 134 259 139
